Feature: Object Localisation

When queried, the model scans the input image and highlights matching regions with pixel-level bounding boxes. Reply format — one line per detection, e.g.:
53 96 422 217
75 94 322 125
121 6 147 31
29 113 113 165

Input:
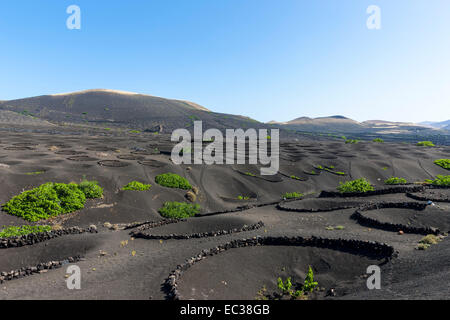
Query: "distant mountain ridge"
419 120 450 129
267 115 450 136
0 89 266 132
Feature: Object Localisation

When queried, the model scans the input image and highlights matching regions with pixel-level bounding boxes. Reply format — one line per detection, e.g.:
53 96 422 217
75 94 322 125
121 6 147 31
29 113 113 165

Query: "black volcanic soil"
0 127 449 300
177 245 383 300
360 206 450 233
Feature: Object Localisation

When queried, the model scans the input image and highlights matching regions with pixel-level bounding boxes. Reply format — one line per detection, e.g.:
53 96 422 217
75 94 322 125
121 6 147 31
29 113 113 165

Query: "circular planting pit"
131 149 161 156
410 152 431 159
352 202 450 234
407 188 450 202
45 144 71 149
55 150 86 155
280 154 305 162
278 198 364 212
67 156 99 162
336 153 356 158
234 169 283 183
2 160 22 166
12 142 38 147
133 216 263 240
4 146 35 151
97 160 130 167
168 237 393 300
364 153 383 158
86 146 115 152
117 154 145 161
138 159 167 168
46 159 65 164
319 154 338 160
157 145 175 155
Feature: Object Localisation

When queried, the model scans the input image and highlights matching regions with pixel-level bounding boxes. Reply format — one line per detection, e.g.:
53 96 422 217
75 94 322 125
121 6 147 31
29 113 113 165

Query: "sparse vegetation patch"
418 234 442 250
315 164 346 176
384 177 407 185
78 179 104 198
434 159 450 170
2 180 103 222
282 192 303 199
159 201 200 219
122 181 151 191
417 141 435 147
155 173 192 190
25 171 45 176
244 172 257 177
425 175 450 187
337 178 374 193
2 183 87 221
0 225 51 238
275 267 318 300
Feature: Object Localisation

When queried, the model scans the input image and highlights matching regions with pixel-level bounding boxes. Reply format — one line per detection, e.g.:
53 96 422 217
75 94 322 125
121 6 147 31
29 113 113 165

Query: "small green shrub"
283 192 303 199
122 181 151 191
159 202 200 219
290 175 303 180
237 195 250 200
276 267 318 300
420 234 440 245
345 139 359 144
417 141 435 147
316 164 345 175
25 171 45 176
0 225 51 238
155 173 192 190
373 138 384 143
244 172 256 177
2 183 86 222
434 159 450 170
303 266 318 292
426 175 450 186
129 130 141 134
417 243 430 250
78 179 104 198
277 277 294 296
337 178 374 193
255 286 269 300
326 225 344 231
384 177 407 185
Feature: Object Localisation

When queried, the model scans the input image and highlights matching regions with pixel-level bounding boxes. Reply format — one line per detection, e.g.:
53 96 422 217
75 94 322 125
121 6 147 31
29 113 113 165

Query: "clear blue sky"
0 0 449 123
